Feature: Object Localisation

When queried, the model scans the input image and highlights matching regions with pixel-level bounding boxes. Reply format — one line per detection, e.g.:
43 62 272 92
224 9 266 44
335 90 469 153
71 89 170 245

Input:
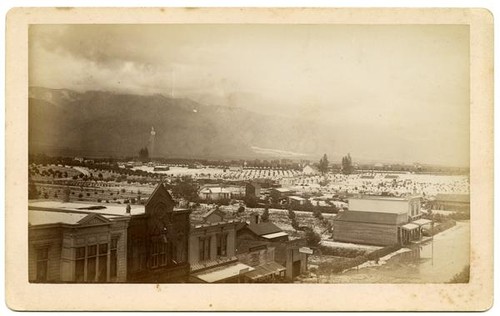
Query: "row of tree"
318 153 354 175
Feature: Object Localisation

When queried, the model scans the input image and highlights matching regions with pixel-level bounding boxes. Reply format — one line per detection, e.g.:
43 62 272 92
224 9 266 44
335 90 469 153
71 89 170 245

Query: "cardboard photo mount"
5 7 493 311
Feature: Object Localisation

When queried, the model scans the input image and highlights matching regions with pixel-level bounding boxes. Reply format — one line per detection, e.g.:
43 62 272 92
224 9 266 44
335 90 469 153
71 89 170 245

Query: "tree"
139 147 149 162
171 177 198 201
305 228 321 247
318 154 329 174
261 207 270 222
341 153 354 174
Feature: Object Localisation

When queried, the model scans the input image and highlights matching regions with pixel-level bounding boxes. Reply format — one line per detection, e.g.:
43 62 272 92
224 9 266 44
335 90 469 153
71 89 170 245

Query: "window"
110 237 118 278
199 236 211 261
75 243 110 282
75 247 85 282
151 239 168 268
36 247 49 282
87 245 97 282
98 243 108 282
216 233 228 257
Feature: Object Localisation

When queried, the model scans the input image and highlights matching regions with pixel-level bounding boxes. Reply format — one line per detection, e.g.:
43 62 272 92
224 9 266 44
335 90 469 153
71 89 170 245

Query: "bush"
319 245 366 258
305 229 321 247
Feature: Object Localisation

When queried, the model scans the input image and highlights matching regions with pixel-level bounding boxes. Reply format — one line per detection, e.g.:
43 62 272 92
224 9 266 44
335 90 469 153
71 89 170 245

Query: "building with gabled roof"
188 207 251 283
333 195 430 246
302 165 320 175
237 221 289 243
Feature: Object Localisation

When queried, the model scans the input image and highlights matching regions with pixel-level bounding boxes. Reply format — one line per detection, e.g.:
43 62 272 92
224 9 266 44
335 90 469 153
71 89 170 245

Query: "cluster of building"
28 183 307 283
29 178 470 283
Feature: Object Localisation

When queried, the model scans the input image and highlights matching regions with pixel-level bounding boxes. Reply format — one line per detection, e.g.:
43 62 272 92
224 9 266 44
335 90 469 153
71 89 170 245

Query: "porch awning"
245 262 287 280
401 223 419 230
192 262 254 283
412 218 432 226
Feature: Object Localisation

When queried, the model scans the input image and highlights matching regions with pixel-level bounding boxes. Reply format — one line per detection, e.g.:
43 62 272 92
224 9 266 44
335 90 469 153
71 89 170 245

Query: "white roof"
28 200 145 216
261 231 289 239
200 187 232 194
412 218 433 226
288 196 306 201
273 188 293 193
193 263 254 283
29 210 88 225
401 223 419 230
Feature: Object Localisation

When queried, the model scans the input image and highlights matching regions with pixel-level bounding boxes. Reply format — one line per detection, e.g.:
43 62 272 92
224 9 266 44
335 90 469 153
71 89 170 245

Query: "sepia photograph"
5 7 493 311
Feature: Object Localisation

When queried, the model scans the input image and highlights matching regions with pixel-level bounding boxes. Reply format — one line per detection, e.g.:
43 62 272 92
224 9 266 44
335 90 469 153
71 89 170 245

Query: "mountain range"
28 87 336 161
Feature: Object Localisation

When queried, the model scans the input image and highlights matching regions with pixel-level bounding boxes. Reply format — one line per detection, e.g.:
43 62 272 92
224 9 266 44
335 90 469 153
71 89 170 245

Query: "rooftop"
349 195 421 202
288 196 306 201
28 200 188 218
334 210 402 225
272 188 294 193
192 262 254 283
29 210 88 226
246 222 283 236
29 200 146 216
261 231 289 240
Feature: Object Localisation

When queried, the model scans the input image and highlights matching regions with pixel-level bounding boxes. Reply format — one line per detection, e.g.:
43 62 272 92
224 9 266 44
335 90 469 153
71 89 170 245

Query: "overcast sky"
29 24 470 166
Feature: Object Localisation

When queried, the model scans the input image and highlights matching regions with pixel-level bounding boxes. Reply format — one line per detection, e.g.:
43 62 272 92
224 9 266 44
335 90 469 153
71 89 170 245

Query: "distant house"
333 195 431 246
245 182 261 199
198 185 245 201
302 165 319 175
288 196 307 207
153 165 169 171
432 194 470 212
269 187 295 204
229 165 243 172
198 186 232 201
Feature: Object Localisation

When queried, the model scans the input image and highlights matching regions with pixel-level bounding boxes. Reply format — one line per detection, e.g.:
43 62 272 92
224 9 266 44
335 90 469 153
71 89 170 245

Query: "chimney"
250 212 260 224
126 203 131 215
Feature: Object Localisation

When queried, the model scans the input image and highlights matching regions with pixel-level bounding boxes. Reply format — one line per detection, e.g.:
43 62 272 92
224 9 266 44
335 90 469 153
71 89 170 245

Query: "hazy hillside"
29 87 336 160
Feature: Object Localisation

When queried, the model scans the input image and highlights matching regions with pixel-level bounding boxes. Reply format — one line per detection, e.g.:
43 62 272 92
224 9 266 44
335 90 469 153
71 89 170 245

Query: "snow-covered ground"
320 240 382 252
345 248 413 272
